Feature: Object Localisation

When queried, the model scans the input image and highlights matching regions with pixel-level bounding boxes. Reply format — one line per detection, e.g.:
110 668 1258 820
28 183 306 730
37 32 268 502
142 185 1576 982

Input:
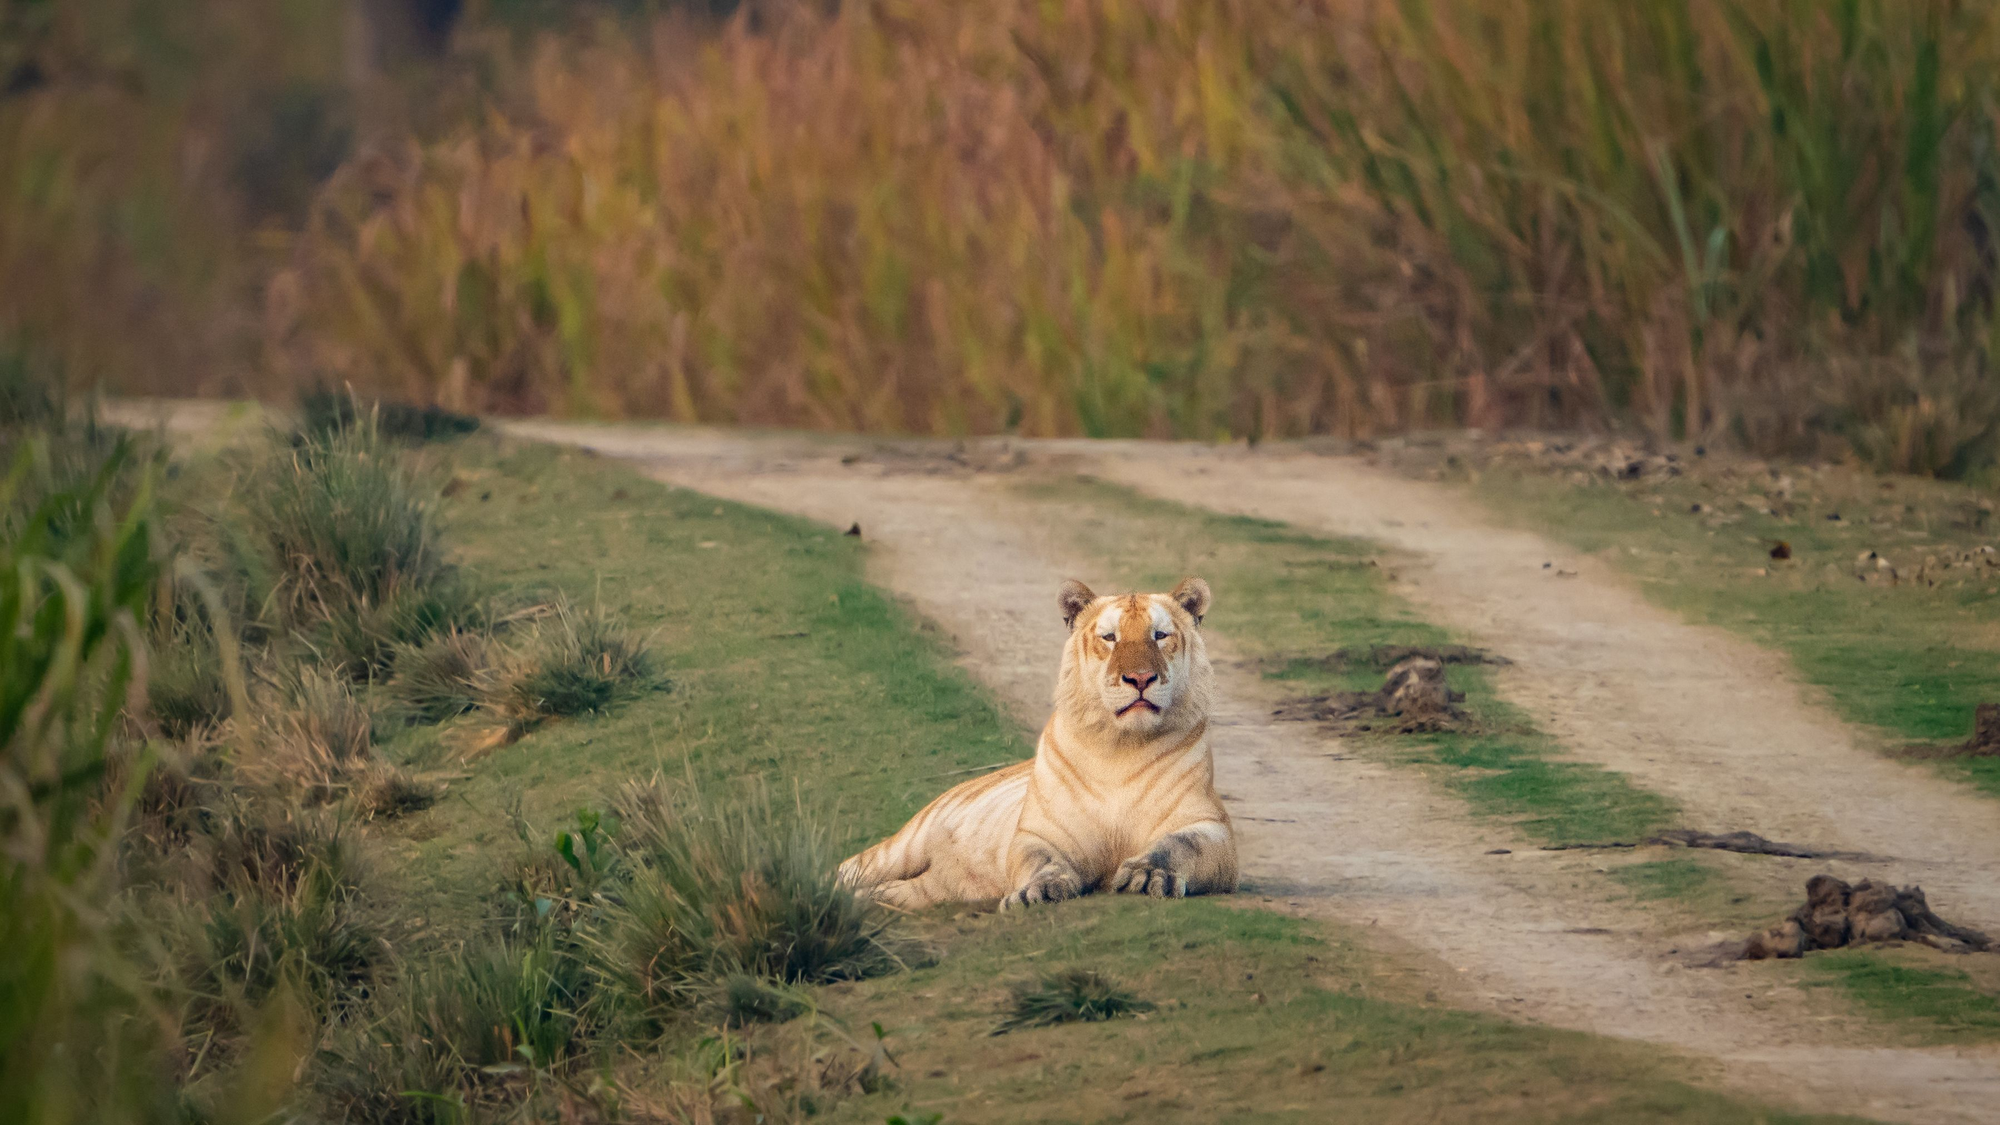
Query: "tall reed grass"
13 1 2000 466
264 0 2000 472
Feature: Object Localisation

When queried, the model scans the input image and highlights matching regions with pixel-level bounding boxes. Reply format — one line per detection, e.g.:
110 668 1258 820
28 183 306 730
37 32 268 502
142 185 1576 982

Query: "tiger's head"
1054 577 1214 740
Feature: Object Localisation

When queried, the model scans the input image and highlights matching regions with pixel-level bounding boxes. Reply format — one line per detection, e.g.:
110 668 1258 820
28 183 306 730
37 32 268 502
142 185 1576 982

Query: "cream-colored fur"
837 577 1236 909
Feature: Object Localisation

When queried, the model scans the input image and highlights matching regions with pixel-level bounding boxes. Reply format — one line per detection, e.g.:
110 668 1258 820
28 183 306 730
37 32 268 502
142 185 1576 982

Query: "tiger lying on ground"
838 577 1237 910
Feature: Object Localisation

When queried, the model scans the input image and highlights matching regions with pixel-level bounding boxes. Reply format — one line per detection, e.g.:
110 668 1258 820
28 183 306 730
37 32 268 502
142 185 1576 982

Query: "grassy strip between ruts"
375 439 1859 1121
1461 457 2000 798
1009 475 1679 849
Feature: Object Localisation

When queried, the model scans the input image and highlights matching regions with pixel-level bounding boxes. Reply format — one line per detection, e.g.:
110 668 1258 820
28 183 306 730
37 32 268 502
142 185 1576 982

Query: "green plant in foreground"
0 437 181 1125
993 969 1155 1035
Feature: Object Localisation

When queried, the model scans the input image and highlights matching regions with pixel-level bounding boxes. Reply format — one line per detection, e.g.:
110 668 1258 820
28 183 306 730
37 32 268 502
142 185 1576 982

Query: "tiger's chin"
1107 697 1172 734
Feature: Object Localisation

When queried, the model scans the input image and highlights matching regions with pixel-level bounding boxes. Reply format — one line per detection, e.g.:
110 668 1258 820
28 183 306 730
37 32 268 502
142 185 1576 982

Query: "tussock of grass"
320 575 487 676
317 929 593 1124
388 628 492 724
994 969 1154 1035
148 615 234 739
155 806 377 1040
241 666 375 801
600 777 904 1023
492 602 662 723
354 766 439 820
245 418 479 672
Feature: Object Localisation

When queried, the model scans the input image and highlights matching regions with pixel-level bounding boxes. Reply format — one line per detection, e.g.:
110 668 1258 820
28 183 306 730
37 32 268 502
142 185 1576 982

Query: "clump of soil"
1738 875 1994 960
1276 655 1469 734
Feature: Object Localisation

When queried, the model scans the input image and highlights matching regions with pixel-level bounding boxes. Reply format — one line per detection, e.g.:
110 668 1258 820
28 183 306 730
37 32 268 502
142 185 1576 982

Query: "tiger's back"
836 760 1032 909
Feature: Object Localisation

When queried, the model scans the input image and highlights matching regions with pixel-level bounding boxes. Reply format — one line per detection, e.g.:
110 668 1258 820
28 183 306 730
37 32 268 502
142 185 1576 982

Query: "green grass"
1806 949 2000 1044
1014 476 1676 846
815 899 1863 1125
1467 460 2000 797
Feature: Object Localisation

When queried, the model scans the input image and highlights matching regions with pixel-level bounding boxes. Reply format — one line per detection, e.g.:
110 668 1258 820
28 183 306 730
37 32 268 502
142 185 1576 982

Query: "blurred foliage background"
6 0 2000 472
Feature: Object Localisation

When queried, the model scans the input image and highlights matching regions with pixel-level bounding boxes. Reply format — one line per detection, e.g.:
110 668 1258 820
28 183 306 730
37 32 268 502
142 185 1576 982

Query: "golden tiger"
838 577 1236 910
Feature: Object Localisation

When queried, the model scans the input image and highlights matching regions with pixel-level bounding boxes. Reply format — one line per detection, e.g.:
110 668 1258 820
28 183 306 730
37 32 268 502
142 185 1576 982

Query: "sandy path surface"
1079 445 2000 931
502 420 2000 1124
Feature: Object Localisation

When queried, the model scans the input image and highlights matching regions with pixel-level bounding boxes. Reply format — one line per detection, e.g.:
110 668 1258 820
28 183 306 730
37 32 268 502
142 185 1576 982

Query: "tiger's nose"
1122 670 1157 693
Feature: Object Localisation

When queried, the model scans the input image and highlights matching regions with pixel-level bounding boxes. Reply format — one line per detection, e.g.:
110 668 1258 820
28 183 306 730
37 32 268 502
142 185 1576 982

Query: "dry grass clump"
238 665 442 817
147 616 236 740
240 666 375 801
387 628 493 724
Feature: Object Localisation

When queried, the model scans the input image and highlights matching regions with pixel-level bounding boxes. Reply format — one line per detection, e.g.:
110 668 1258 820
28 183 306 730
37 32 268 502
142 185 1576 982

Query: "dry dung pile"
1276 655 1468 734
1739 875 1994 960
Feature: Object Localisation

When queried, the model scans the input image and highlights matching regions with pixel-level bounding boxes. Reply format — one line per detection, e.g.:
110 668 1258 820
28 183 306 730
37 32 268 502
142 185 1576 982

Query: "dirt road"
505 421 2000 1124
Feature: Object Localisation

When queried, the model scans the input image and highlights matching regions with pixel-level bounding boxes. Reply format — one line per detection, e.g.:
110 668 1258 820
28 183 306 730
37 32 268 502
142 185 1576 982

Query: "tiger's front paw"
1001 871 1082 911
1110 859 1187 898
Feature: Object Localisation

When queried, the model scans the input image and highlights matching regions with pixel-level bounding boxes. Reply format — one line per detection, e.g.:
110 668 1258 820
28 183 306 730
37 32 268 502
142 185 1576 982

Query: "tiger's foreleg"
1108 820 1236 898
999 830 1086 910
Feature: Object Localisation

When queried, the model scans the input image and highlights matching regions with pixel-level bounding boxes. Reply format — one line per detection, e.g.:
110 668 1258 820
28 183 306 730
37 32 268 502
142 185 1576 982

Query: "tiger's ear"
1058 579 1097 630
1171 576 1211 624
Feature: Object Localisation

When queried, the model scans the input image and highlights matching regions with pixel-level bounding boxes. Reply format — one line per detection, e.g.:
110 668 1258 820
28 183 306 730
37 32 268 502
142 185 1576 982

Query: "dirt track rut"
522 423 2000 1121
